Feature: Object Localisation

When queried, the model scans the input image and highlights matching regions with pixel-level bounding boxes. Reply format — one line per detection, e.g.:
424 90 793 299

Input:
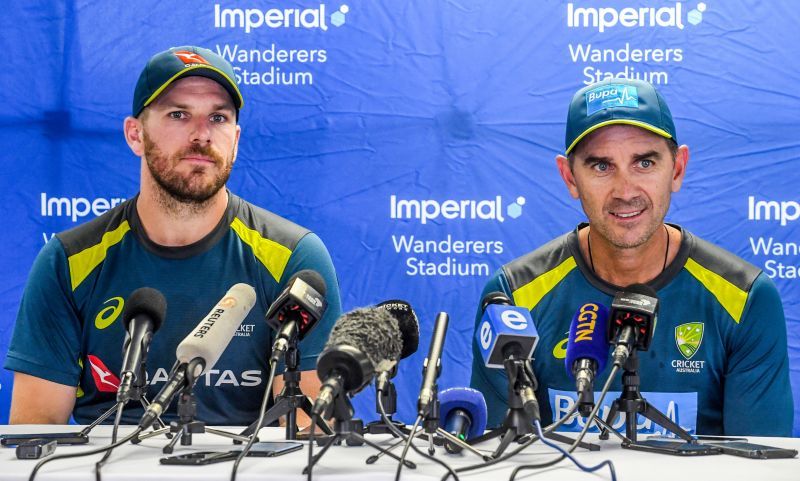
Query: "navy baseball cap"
565 79 676 155
132 46 243 118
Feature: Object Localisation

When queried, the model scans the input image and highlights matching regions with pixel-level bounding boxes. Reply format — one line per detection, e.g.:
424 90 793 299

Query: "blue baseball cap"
132 46 243 118
565 79 677 155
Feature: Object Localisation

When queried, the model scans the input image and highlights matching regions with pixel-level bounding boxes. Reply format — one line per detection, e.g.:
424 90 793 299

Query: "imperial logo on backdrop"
565 3 709 85
388 194 523 277
212 4 349 87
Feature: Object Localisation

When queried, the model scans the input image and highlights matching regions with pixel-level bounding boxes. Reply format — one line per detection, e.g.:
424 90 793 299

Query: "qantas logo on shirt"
552 332 570 359
87 355 120 392
94 296 124 330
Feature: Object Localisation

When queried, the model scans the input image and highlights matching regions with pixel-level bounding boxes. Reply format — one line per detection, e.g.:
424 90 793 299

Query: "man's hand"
9 372 76 424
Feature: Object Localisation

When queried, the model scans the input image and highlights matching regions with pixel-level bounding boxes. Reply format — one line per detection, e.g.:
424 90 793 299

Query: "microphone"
606 284 659 367
564 302 610 416
438 387 487 454
374 300 419 393
417 312 449 416
377 300 420 360
474 292 540 421
312 307 402 419
138 283 256 429
266 270 328 363
117 287 167 403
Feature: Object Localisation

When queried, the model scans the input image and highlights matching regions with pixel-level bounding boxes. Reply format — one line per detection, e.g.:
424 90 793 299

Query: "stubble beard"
587 196 665 250
142 132 233 214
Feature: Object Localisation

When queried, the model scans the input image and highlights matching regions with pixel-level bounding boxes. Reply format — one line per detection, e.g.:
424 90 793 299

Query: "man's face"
556 125 688 249
139 76 240 203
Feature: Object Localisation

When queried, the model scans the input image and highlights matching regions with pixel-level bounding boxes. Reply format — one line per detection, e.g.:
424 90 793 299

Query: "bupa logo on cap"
585 84 638 116
173 50 211 66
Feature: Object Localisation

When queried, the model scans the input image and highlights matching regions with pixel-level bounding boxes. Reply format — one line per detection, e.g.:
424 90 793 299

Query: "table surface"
0 425 797 481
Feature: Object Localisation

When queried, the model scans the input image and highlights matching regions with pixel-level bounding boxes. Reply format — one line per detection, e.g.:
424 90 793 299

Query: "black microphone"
374 299 419 393
417 312 449 416
312 307 402 419
266 270 327 363
138 284 256 429
117 287 167 403
607 284 659 367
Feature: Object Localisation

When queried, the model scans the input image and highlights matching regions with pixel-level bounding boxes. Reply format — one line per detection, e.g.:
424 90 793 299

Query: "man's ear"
124 116 145 156
671 145 689 193
556 154 580 199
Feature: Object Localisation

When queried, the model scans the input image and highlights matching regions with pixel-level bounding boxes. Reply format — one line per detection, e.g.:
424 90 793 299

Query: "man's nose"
190 118 211 144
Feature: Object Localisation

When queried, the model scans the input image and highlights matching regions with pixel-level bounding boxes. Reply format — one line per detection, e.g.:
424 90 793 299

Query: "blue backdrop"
1 0 798 435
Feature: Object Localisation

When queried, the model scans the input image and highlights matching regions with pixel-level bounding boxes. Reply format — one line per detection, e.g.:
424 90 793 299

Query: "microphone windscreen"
325 307 402 369
122 287 167 332
176 283 256 372
439 387 488 439
377 300 419 359
288 269 327 297
481 291 512 311
565 302 610 378
624 283 657 298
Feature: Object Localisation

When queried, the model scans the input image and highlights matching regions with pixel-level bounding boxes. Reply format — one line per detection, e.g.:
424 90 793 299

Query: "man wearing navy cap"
471 79 793 436
5 46 342 427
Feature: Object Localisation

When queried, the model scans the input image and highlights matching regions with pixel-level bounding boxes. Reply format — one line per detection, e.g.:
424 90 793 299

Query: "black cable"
94 401 125 481
394 415 422 481
307 412 317 481
230 360 279 481
28 427 143 481
508 365 621 481
439 396 587 481
376 390 459 480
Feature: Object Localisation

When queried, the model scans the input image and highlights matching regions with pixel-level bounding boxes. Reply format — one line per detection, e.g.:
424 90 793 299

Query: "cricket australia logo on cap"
173 50 211 66
585 84 639 115
675 322 704 360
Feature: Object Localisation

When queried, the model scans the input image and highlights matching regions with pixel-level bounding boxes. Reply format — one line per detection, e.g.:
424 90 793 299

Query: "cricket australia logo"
672 322 706 373
675 322 703 359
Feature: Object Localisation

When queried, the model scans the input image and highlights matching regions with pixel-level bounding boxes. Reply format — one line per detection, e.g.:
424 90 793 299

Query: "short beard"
143 133 233 212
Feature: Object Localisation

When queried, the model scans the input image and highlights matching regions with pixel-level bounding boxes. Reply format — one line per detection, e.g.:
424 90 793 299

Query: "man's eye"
640 159 653 168
169 111 185 119
210 114 227 123
594 162 609 172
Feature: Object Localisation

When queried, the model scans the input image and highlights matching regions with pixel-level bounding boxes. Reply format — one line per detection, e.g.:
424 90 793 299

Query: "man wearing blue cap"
471 79 792 436
5 46 342 427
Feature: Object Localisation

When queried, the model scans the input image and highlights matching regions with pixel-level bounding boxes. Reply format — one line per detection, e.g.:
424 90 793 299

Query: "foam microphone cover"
291 269 327 296
176 283 256 372
565 302 610 378
439 387 488 439
324 307 402 371
481 291 512 311
377 299 419 359
122 287 167 332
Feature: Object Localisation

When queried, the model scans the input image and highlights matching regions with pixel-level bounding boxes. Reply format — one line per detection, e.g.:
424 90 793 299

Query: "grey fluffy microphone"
312 307 402 419
138 283 256 429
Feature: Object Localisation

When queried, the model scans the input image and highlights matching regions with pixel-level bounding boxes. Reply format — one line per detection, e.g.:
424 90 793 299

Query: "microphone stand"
303 388 415 476
470 358 598 458
237 338 333 441
80 361 170 440
598 349 694 444
364 367 410 437
133 360 250 453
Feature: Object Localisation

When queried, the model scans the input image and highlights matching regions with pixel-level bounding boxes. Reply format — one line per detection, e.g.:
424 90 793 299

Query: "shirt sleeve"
280 232 343 372
723 273 794 436
469 268 515 428
3 237 83 386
